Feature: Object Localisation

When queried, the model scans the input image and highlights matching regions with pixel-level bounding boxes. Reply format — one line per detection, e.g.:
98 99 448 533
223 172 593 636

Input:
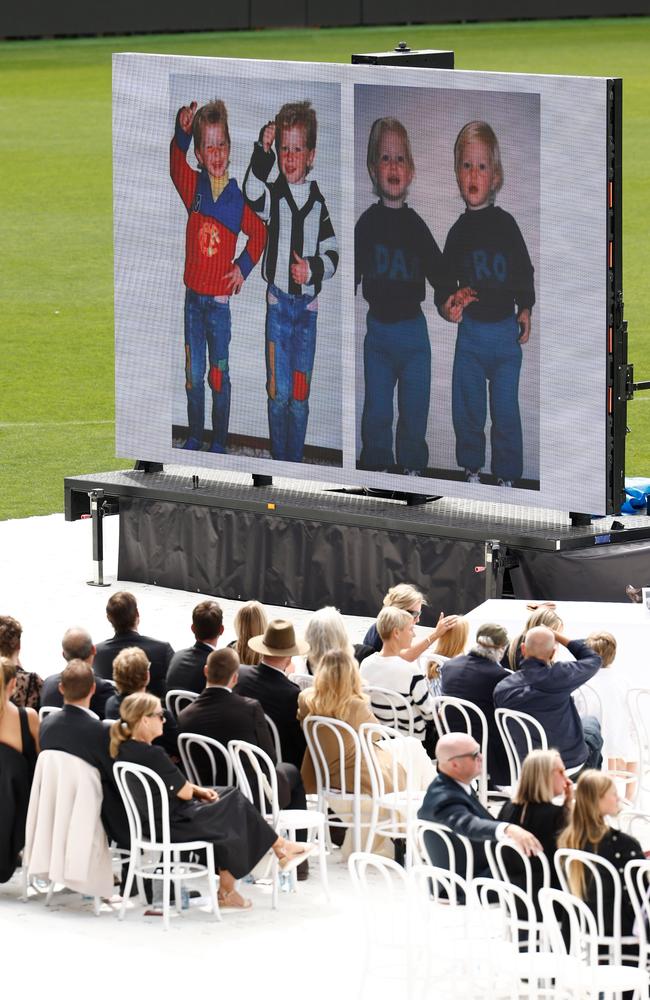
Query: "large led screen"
113 54 608 513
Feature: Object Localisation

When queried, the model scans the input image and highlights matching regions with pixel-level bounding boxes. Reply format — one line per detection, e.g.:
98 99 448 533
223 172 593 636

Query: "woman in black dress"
0 657 39 882
498 749 572 905
110 692 311 909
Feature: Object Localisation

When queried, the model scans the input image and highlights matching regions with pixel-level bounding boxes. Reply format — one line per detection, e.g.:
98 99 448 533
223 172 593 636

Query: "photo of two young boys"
166 75 540 489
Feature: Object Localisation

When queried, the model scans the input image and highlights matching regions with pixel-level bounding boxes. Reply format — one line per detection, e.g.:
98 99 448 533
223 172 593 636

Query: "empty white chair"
177 732 234 787
626 688 650 809
113 760 220 931
228 739 329 905
164 689 197 719
624 858 650 972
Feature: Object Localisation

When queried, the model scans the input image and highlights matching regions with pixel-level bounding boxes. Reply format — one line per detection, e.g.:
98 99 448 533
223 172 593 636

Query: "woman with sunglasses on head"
362 583 459 662
111 692 311 910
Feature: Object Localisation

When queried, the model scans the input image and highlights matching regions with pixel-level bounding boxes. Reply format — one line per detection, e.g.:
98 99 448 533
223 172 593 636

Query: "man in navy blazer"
440 622 511 786
40 627 114 719
417 733 541 876
166 600 224 695
493 626 603 770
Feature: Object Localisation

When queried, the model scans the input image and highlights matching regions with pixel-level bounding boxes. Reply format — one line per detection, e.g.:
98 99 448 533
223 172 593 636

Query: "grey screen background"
113 54 607 514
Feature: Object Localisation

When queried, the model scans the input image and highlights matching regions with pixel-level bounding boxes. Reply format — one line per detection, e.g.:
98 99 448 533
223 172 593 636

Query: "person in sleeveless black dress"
0 659 39 882
111 692 312 909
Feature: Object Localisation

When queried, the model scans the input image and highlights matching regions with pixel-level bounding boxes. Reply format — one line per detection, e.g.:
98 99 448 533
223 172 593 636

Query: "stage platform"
64 467 650 615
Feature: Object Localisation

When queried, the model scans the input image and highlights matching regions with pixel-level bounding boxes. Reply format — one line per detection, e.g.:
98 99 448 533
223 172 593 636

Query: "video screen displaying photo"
113 54 608 513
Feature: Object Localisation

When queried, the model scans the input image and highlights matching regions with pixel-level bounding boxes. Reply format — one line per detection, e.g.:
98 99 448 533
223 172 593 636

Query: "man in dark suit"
233 620 309 770
39 659 129 847
93 591 174 699
40 627 114 719
165 600 223 695
418 733 541 877
177 647 307 814
440 622 511 786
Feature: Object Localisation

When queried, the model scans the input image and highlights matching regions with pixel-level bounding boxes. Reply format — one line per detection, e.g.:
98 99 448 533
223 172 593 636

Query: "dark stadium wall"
2 0 649 38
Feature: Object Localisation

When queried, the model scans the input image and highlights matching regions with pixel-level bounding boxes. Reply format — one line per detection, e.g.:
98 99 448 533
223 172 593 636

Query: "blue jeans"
265 284 318 463
360 311 431 471
452 313 523 480
184 289 231 451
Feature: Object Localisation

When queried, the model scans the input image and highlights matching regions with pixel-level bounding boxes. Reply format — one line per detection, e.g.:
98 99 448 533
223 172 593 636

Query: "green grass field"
1 18 649 520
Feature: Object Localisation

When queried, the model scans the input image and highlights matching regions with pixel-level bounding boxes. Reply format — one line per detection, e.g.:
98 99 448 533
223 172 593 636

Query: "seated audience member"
234 621 309 769
0 615 43 710
40 659 128 846
417 733 541 878
291 606 363 691
584 630 636 799
166 600 223 695
111 692 312 909
426 616 470 697
0 657 39 883
360 607 438 743
93 591 174 699
104 647 179 760
297 649 406 798
40 627 114 719
440 622 511 787
494 626 603 772
507 606 563 671
229 601 268 667
558 770 642 945
362 584 458 663
499 749 572 890
177 647 307 819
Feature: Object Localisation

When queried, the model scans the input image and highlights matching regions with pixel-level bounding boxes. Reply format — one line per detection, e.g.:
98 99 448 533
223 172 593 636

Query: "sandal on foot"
217 889 253 910
277 843 315 874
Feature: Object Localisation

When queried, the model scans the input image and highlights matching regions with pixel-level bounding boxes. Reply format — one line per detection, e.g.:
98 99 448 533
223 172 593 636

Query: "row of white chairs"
348 850 650 1000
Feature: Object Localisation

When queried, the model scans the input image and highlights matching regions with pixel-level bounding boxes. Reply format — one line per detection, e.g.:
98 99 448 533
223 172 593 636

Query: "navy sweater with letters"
355 202 443 324
435 205 535 323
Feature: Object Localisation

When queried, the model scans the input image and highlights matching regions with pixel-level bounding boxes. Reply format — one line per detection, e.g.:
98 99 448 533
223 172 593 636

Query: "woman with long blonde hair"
558 770 642 939
297 649 402 796
426 616 470 695
231 601 268 666
499 749 571 861
111 692 311 909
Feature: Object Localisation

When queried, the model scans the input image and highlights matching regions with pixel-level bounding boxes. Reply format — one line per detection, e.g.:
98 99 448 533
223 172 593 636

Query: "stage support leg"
86 489 111 588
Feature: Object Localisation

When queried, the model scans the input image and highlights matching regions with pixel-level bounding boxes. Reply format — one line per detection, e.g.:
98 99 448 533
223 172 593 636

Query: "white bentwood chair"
113 760 220 931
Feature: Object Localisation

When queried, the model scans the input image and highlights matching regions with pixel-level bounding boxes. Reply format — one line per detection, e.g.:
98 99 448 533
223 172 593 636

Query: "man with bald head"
418 733 541 876
494 625 603 771
40 627 114 719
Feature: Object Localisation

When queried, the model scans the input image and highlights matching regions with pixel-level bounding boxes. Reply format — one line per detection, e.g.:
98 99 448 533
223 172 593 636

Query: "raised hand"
178 101 197 134
261 121 276 153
